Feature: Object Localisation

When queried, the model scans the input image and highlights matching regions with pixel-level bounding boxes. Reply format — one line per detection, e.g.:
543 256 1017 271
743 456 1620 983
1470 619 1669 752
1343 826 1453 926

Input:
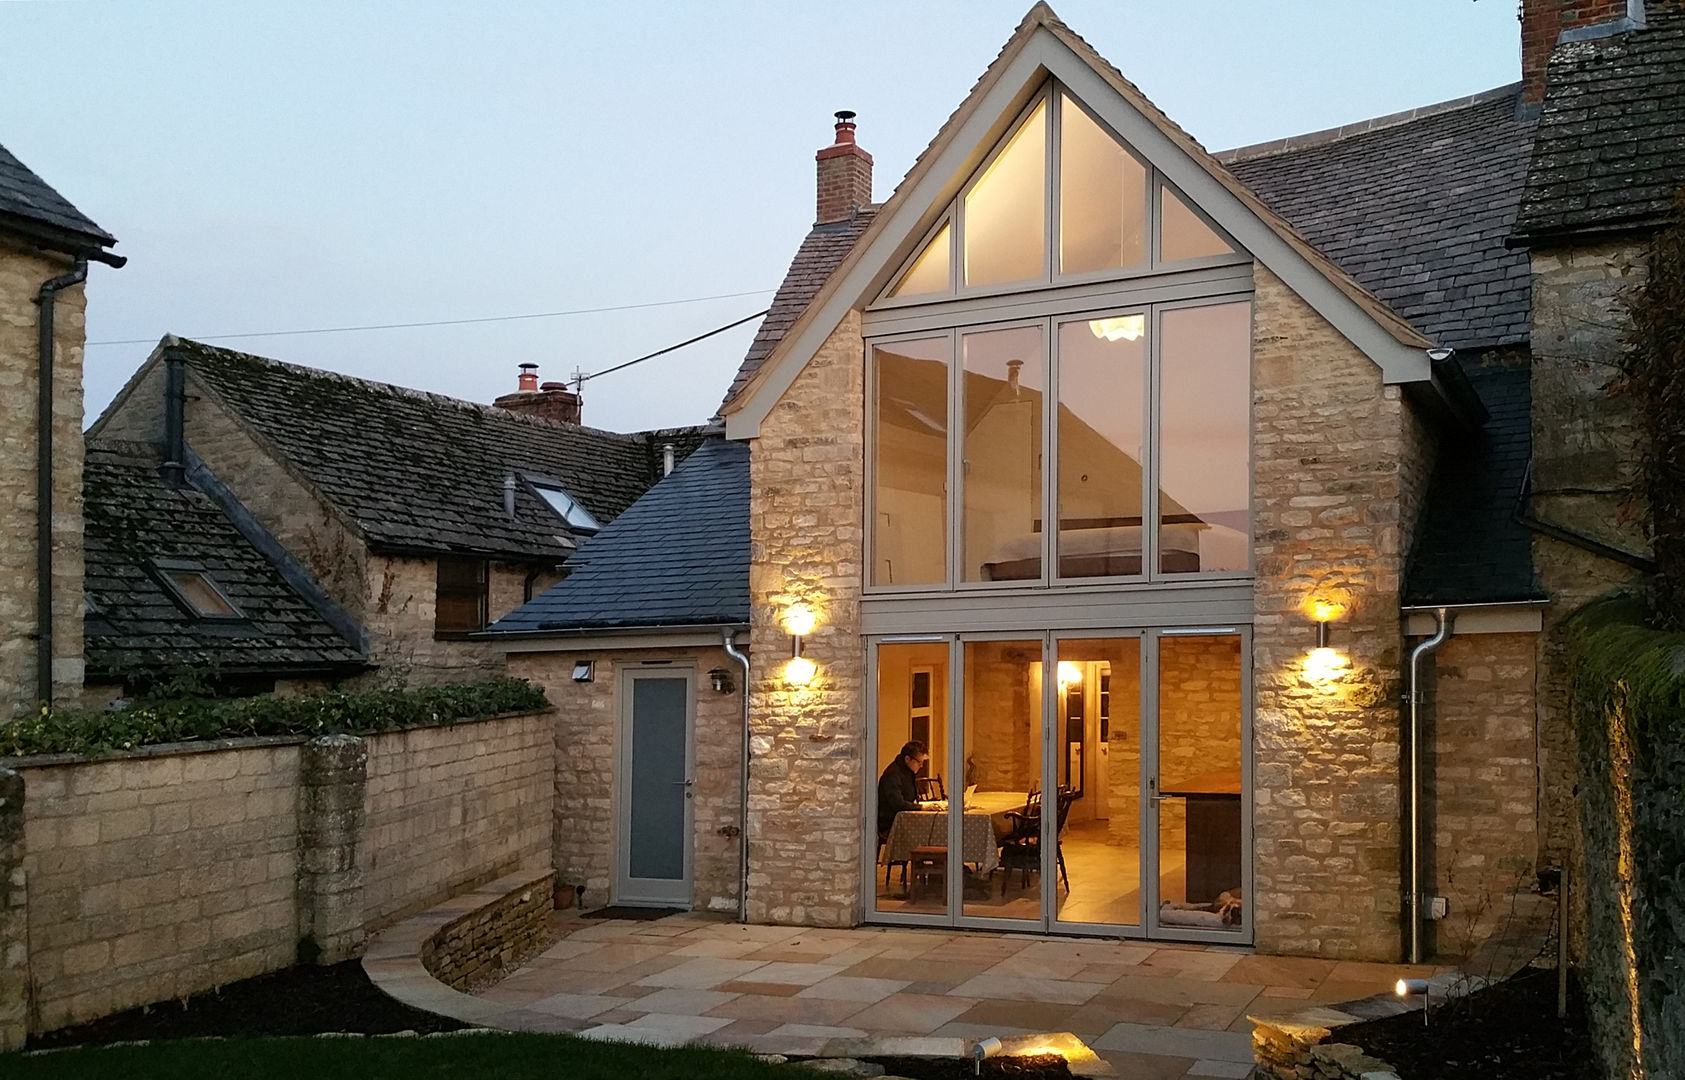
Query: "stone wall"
509 645 745 914
1528 239 1649 871
17 740 302 1034
747 312 867 926
1252 1015 1402 1080
1423 632 1539 960
0 240 88 713
420 867 555 991
1252 265 1429 961
0 709 551 1040
360 712 552 929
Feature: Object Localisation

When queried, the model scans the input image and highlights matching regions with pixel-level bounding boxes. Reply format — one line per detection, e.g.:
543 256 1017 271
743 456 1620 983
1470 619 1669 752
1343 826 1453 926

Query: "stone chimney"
816 110 873 225
494 365 583 425
1522 0 1647 108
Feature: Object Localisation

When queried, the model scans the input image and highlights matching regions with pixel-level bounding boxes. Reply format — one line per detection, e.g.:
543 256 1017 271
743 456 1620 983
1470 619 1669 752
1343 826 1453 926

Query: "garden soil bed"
856 1054 1068 1079
1338 968 1597 1080
26 960 468 1049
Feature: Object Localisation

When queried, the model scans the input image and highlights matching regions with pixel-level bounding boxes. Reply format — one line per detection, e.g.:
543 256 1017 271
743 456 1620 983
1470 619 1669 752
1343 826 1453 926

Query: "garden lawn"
0 1032 815 1080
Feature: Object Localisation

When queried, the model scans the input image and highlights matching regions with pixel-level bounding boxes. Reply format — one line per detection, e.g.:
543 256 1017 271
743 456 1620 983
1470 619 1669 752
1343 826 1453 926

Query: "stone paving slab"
364 903 1454 1079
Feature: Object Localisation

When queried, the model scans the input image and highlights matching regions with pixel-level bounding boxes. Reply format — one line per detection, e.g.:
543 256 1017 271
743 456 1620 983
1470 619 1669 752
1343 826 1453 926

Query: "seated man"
877 740 928 839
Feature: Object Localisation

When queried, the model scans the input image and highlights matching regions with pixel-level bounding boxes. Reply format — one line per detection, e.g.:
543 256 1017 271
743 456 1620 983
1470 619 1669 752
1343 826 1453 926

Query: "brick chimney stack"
1522 0 1648 108
494 365 583 425
816 110 873 225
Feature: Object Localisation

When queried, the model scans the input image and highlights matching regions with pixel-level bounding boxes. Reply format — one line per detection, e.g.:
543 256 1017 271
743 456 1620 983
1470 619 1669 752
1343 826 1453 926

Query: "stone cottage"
90 337 702 685
0 140 123 715
488 1 1684 964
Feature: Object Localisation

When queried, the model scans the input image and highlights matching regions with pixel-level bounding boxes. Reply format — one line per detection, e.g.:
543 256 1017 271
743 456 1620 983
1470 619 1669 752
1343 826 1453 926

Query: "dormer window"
527 479 601 533
150 558 242 619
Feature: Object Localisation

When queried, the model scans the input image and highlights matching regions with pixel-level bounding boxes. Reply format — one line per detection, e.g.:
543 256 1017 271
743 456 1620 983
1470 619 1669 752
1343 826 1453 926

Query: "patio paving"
459 911 1449 1077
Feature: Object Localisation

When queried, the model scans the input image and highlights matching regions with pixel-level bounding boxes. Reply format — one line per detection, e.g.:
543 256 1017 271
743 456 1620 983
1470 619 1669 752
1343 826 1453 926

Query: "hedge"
0 678 549 758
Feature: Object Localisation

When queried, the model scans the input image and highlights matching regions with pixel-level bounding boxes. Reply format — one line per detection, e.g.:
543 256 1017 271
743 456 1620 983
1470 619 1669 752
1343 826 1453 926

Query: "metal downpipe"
1408 607 1452 964
723 628 751 922
34 259 88 707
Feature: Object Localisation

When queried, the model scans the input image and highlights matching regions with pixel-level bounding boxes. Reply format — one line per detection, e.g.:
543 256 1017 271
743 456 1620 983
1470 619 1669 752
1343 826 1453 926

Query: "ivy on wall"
0 678 549 758
1617 191 1685 625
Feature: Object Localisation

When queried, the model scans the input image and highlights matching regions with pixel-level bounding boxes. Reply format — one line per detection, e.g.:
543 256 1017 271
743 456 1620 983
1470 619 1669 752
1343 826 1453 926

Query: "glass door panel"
961 639 1043 922
1054 637 1142 928
1153 633 1245 934
874 642 952 917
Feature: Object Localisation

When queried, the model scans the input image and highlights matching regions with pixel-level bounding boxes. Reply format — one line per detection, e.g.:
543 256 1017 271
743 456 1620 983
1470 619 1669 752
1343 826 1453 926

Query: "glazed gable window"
866 80 1250 592
876 86 1238 307
867 299 1252 589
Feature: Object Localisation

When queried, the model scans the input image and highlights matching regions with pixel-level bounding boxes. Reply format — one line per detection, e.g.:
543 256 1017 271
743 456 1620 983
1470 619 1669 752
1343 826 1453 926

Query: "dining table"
879 790 1030 876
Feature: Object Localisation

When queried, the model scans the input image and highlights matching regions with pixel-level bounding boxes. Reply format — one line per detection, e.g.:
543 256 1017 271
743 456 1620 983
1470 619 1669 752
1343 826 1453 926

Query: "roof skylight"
150 558 242 619
530 482 601 533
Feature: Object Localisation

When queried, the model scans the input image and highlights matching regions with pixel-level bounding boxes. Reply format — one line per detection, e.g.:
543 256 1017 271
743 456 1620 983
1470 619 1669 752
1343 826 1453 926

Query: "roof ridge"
168 336 643 443
1215 83 1522 164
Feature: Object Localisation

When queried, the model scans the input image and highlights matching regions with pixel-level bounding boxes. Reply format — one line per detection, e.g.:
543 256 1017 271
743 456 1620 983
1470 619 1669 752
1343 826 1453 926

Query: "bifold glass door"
868 628 1250 941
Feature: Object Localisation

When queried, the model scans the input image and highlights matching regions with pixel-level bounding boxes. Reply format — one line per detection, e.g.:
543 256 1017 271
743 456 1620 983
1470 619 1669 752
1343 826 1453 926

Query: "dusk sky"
1 1 1522 435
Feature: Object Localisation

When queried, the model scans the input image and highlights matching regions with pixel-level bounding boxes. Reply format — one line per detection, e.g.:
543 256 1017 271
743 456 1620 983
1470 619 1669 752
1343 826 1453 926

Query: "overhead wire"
85 287 774 347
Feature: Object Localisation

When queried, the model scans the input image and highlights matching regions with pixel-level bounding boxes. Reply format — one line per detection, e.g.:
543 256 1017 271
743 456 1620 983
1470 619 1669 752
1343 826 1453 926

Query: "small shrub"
0 678 548 758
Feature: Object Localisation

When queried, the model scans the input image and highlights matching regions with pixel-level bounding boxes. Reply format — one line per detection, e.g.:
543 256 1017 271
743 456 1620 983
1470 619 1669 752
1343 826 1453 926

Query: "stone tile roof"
1404 360 1545 606
720 209 876 411
169 337 686 562
1516 10 1685 241
83 439 365 680
0 140 114 244
487 438 749 632
1223 87 1537 351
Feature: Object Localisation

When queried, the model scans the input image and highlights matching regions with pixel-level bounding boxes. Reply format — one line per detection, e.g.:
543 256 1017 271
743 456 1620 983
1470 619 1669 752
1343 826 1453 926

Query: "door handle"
673 779 695 798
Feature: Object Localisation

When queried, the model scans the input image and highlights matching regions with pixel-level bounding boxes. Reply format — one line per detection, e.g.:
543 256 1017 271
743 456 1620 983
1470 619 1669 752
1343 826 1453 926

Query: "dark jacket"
877 757 919 836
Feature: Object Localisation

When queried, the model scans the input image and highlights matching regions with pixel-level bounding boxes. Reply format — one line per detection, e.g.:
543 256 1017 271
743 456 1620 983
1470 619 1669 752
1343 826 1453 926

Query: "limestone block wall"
359 712 552 929
747 312 867 926
509 645 745 915
18 741 303 1033
0 709 552 1040
0 241 88 713
1252 266 1428 961
420 867 555 991
1423 632 1539 960
1528 239 1649 869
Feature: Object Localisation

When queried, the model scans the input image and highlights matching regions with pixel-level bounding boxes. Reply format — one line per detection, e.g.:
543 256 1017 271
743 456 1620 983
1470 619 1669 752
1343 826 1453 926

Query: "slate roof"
487 438 749 632
165 337 683 562
721 209 877 411
1403 360 1545 606
0 140 115 246
1515 10 1685 241
83 440 365 680
1223 86 1537 351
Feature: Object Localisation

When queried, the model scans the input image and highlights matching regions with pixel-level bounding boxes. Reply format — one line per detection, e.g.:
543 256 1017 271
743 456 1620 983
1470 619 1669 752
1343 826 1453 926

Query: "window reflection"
962 325 1045 582
873 337 950 586
1056 318 1146 578
1159 303 1251 573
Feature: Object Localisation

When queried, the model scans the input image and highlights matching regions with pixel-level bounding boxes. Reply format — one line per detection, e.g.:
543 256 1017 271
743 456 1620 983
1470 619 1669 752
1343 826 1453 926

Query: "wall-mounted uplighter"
783 604 817 686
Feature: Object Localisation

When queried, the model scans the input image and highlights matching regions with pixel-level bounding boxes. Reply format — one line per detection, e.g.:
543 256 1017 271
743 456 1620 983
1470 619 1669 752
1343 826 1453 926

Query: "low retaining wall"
420 868 555 991
0 709 551 1046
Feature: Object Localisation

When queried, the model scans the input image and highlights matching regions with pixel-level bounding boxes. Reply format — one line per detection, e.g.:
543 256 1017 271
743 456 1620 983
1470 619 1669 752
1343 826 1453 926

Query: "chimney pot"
816 109 873 225
517 363 540 392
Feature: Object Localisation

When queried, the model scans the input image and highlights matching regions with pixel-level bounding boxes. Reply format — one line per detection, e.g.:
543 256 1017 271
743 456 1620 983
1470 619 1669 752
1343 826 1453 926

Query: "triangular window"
890 222 952 298
963 99 1046 287
872 83 1245 307
1159 184 1234 262
1059 95 1147 275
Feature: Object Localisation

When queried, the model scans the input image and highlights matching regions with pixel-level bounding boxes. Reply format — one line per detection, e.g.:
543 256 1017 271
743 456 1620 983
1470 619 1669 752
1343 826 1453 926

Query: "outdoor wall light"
571 660 595 683
708 667 735 695
783 603 817 686
1310 599 1342 649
